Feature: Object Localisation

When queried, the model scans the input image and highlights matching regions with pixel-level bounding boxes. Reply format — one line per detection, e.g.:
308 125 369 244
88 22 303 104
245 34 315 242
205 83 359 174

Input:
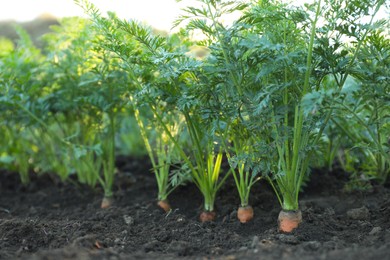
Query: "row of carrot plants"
0 0 388 232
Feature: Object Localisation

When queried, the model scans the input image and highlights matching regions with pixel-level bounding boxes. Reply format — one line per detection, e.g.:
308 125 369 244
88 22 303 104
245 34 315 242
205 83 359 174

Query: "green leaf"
0 155 15 164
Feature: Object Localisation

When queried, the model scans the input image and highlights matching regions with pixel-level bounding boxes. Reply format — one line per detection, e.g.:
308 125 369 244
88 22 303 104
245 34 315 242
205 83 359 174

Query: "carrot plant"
248 0 386 232
331 28 389 185
301 0 388 188
0 27 46 184
40 23 97 185
253 0 322 232
179 0 319 230
225 125 261 223
77 0 233 219
39 17 130 207
78 48 129 208
174 0 268 223
132 100 188 211
1 18 130 208
176 0 388 230
134 27 231 221
76 1 194 210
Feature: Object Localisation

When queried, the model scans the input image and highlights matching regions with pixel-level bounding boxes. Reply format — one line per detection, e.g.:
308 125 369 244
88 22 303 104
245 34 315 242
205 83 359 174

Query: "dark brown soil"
1 156 389 260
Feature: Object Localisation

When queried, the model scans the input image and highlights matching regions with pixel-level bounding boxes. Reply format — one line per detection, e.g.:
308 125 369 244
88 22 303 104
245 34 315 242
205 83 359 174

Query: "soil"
1 156 389 260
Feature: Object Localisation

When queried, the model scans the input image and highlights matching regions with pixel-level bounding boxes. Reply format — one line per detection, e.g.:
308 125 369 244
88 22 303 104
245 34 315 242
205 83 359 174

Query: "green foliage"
0 37 14 57
76 0 195 204
0 26 45 184
0 0 388 214
305 0 389 188
175 0 389 210
1 16 134 203
330 27 390 184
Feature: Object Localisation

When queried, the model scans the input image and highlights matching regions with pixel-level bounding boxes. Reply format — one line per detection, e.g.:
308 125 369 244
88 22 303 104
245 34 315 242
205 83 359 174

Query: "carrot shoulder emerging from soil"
278 209 302 233
199 211 216 222
101 196 114 209
157 200 171 212
237 205 254 223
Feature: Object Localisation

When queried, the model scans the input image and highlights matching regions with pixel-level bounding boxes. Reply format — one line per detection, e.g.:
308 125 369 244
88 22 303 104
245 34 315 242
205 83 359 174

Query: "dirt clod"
276 234 300 245
347 206 370 220
123 215 134 225
369 226 382 236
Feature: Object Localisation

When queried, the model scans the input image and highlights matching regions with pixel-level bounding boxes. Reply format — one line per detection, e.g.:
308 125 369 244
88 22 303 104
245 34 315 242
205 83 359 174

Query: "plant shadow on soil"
0 155 389 260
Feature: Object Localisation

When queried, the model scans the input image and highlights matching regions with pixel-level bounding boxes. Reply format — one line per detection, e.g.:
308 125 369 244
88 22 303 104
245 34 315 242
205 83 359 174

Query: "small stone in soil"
250 236 259 248
325 207 335 216
323 240 338 250
155 231 171 243
346 206 370 220
369 226 382 236
210 247 223 255
258 239 274 250
123 215 134 225
303 241 321 251
276 234 299 245
167 241 191 256
143 240 159 252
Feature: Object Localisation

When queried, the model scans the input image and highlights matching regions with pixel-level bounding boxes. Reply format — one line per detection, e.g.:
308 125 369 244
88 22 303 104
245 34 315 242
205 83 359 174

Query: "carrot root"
101 196 113 209
278 209 302 233
237 205 254 223
157 199 171 212
199 211 216 222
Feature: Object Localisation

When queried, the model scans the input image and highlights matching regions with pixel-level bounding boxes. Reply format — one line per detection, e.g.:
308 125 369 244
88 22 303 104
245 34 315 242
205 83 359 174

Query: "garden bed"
0 156 389 260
